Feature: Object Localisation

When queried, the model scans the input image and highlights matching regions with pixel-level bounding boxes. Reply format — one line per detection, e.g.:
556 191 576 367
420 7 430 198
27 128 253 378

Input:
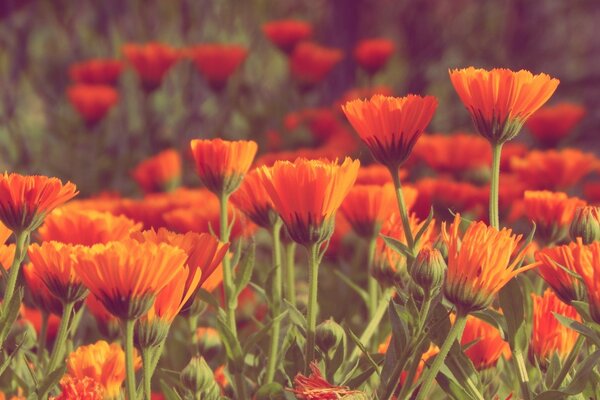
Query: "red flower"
290 42 343 88
69 59 123 86
262 19 313 54
526 102 586 147
353 38 395 75
67 84 119 126
290 362 365 399
122 42 180 91
187 44 247 90
131 149 182 194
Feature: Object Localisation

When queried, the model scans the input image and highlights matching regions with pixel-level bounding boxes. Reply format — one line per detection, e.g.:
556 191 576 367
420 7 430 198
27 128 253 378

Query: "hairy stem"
489 143 503 229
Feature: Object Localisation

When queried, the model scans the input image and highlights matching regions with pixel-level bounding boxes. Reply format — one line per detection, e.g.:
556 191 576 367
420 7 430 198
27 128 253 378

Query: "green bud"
570 206 600 244
410 247 446 293
315 318 345 355
181 356 216 394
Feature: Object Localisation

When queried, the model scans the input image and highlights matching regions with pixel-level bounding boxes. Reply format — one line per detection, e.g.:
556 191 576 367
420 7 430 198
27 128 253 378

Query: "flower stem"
265 219 283 383
390 168 415 253
124 319 137 400
513 350 532 400
367 236 378 322
37 312 49 364
142 347 153 400
46 301 74 375
550 334 584 389
284 242 297 307
2 230 30 314
218 193 237 336
489 143 503 229
305 242 320 372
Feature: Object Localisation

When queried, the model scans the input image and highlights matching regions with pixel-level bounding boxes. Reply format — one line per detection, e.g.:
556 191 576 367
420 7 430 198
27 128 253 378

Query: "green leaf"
0 288 24 345
388 302 409 353
344 325 380 376
562 349 600 394
37 363 67 399
284 300 307 335
242 311 288 354
196 287 221 310
471 309 507 340
333 269 369 306
215 315 243 365
160 379 184 400
498 276 528 352
414 207 434 245
553 314 600 347
435 370 479 400
343 364 378 391
234 241 255 296
380 234 411 257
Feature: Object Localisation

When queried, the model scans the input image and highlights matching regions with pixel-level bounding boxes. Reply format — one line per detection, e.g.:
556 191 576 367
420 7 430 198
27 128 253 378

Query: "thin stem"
37 312 48 364
489 143 503 229
142 347 153 400
284 242 297 307
46 301 74 375
265 220 283 383
124 319 137 400
513 350 532 400
390 168 415 253
550 334 584 389
366 237 378 321
305 242 320 373
218 193 237 336
2 230 30 314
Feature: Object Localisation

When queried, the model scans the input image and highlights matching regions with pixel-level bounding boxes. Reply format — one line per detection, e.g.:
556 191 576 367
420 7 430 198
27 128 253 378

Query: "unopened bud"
570 206 600 244
410 247 446 293
315 319 345 355
181 356 215 394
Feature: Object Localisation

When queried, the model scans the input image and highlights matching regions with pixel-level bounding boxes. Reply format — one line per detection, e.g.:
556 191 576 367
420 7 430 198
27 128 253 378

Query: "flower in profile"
54 376 104 400
131 149 182 194
531 289 580 369
39 209 141 246
342 94 438 170
74 240 188 320
257 157 360 245
23 267 63 315
535 242 587 304
462 315 510 370
230 168 278 228
262 19 313 54
526 102 586 147
69 59 123 86
0 173 78 232
122 42 180 91
187 44 247 90
290 42 343 88
67 84 119 126
353 38 395 75
335 86 394 110
449 67 559 144
290 362 365 399
190 139 258 197
570 206 600 244
443 214 539 313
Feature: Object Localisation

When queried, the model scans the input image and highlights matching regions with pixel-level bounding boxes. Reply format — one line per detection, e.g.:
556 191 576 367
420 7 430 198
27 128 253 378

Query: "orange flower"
526 102 586 147
74 240 188 320
523 191 586 243
122 42 179 91
535 242 586 304
342 94 438 170
187 44 247 90
290 362 365 399
262 19 313 54
325 213 352 258
449 67 559 144
131 149 182 194
0 243 15 272
336 86 394 110
39 209 141 246
230 168 277 228
27 241 88 303
257 157 359 245
69 59 123 86
462 315 510 370
353 38 395 75
290 42 343 88
67 84 119 126
511 149 598 191
190 138 258 196
413 178 488 220
20 306 60 341
354 164 406 185
573 241 600 323
54 376 104 400
443 214 539 313
531 289 580 369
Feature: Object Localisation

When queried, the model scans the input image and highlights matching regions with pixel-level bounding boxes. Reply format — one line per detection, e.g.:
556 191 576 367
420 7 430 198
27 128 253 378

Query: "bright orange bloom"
511 149 598 191
523 191 586 243
23 266 63 315
257 157 360 245
449 67 559 143
413 132 491 174
0 173 78 232
335 86 394 111
67 84 119 126
462 315 510 370
290 42 343 87
353 38 395 75
65 340 140 399
531 289 580 369
443 214 539 312
74 240 188 320
122 42 180 91
230 168 277 228
190 139 258 196
0 243 15 272
262 19 313 54
69 59 123 86
342 94 438 169
573 241 600 323
526 102 586 147
131 149 182 194
535 243 586 304
290 362 365 399
54 376 104 400
39 209 141 246
187 44 247 90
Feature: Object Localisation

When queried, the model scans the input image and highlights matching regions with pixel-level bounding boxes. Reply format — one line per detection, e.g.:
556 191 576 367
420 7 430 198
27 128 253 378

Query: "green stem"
124 319 137 400
37 312 48 364
234 373 247 399
46 301 74 375
367 237 378 321
513 351 532 400
305 242 320 372
284 242 297 307
2 230 30 314
415 311 467 400
550 334 584 389
218 193 237 336
390 168 415 253
265 220 283 383
142 347 153 400
489 143 503 229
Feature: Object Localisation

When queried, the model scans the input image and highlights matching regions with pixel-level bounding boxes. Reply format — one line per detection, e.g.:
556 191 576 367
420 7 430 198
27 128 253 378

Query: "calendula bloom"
262 19 313 54
443 214 539 313
0 173 78 232
523 191 586 243
39 209 141 246
65 340 140 399
53 376 104 400
122 42 180 91
230 168 278 228
23 266 63 315
67 84 119 126
353 38 395 75
449 67 559 144
187 44 248 90
290 42 343 88
257 157 359 245
74 240 187 320
462 315 510 370
535 242 587 304
336 86 394 110
574 241 600 323
526 102 586 147
27 241 88 303
190 138 258 196
531 289 580 369
69 59 123 86
342 94 438 170
290 362 365 399
131 149 182 194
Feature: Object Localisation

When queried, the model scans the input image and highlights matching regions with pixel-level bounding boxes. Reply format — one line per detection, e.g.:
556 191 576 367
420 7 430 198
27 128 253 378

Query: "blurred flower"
443 214 539 313
86 294 119 336
335 85 393 111
290 362 364 399
190 139 258 197
342 94 437 170
67 84 119 126
262 19 312 54
500 142 528 172
584 183 600 204
449 67 559 144
462 315 510 370
290 42 343 88
230 168 277 228
69 59 123 86
355 164 406 185
526 102 586 147
325 213 352 258
535 242 586 304
131 149 182 194
20 306 60 341
353 38 395 75
187 44 247 90
257 157 359 245
214 365 228 391
413 178 488 220
53 376 104 400
122 42 180 91
23 262 63 315
284 108 342 143
531 289 580 369
0 243 15 272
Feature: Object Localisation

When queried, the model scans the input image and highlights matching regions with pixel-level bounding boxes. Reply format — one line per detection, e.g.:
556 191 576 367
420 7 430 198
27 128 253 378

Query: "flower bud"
180 356 217 395
315 319 345 355
195 326 221 360
410 247 446 293
570 206 600 244
432 234 448 259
